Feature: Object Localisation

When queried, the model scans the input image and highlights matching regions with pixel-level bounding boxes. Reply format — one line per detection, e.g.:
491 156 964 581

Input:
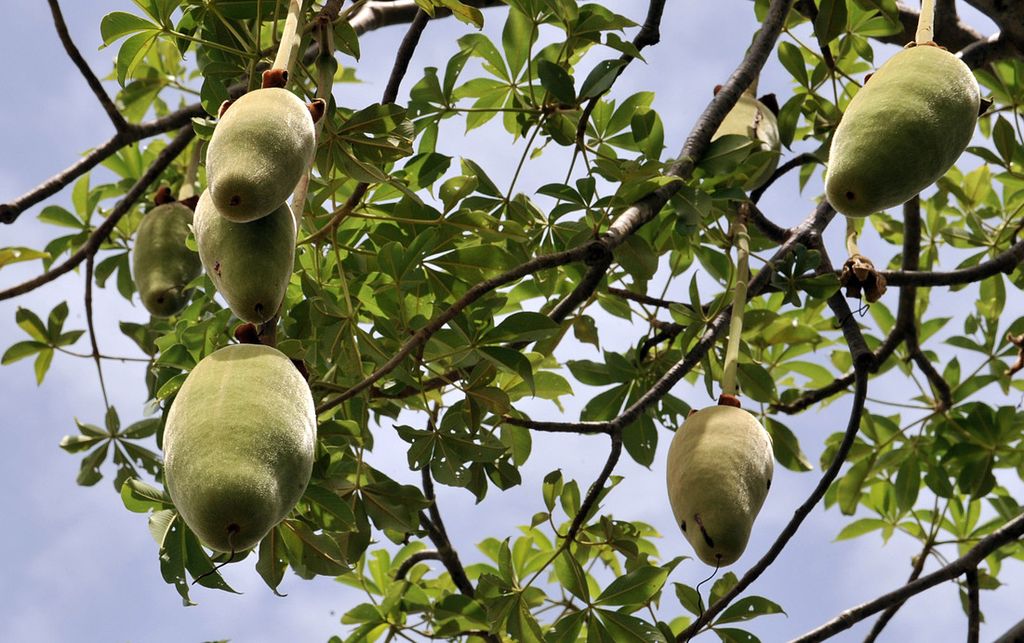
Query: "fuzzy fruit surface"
194 190 296 323
826 45 980 217
712 92 781 190
665 405 773 567
163 343 316 553
131 202 202 317
206 87 315 222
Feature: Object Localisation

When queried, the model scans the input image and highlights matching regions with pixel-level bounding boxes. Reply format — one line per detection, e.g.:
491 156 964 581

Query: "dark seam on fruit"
213 261 221 277
767 478 772 490
255 303 264 316
229 195 241 206
694 513 715 548
680 520 687 533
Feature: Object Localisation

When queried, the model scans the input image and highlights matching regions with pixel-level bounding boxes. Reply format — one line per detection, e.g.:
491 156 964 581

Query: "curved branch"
792 510 1024 642
750 152 819 206
563 432 622 543
0 128 195 300
677 363 870 641
394 550 442 581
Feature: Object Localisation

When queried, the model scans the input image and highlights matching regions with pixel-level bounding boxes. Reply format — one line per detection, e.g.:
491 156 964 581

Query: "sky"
0 1 1022 642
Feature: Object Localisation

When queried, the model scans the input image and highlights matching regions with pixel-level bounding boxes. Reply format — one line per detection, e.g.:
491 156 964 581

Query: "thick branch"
966 567 980 643
678 363 870 641
792 511 1024 642
47 0 127 132
0 128 195 300
880 238 1024 287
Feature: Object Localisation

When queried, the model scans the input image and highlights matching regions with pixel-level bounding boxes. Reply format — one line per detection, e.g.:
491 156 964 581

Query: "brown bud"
154 186 174 206
178 195 200 211
218 99 234 118
717 393 742 408
713 84 723 95
262 68 289 89
233 323 261 345
307 98 326 124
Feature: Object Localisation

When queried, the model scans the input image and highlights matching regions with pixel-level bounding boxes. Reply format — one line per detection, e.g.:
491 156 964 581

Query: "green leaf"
595 608 669 641
715 596 786 624
100 11 158 45
34 348 54 385
835 517 888 541
2 340 45 364
579 59 627 100
814 0 848 45
554 551 590 602
121 478 171 513
536 60 576 105
595 563 669 607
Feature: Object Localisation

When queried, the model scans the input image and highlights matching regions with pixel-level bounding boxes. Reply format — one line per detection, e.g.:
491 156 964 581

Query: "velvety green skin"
206 87 315 222
131 202 201 317
666 406 773 567
194 190 296 323
826 45 980 217
163 343 316 553
712 92 781 190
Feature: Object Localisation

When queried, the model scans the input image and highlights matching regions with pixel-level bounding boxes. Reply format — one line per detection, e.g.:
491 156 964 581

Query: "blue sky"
1 1 1021 642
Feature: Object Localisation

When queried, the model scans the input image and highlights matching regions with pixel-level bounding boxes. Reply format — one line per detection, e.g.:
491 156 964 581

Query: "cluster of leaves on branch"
3 0 1024 641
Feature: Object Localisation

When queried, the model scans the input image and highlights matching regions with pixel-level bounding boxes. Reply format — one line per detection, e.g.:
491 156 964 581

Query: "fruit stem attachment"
845 216 862 258
271 0 305 77
915 0 935 44
178 142 202 201
721 204 751 398
290 15 334 227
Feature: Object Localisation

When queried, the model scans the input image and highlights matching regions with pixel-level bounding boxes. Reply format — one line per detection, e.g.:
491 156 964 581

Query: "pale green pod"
163 343 316 553
666 405 774 567
205 88 315 222
712 91 781 190
194 189 296 324
826 45 980 217
131 202 202 317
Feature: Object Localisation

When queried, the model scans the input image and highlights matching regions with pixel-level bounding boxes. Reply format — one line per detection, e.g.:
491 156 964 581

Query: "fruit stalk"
845 216 861 258
290 17 334 226
179 142 202 201
721 205 750 398
272 0 306 77
916 0 935 44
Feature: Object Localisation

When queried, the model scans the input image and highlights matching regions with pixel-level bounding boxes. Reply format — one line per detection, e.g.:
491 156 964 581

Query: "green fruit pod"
712 92 781 190
205 87 315 222
665 405 773 567
163 343 317 553
194 189 296 324
131 201 202 317
826 45 980 217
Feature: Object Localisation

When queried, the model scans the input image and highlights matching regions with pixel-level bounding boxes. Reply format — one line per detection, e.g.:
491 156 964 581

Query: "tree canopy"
2 0 1024 641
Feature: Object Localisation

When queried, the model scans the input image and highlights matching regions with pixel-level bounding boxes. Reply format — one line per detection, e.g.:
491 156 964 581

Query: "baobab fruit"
826 44 980 217
712 89 781 190
163 343 317 553
665 405 773 567
131 200 202 317
194 190 296 324
205 87 316 222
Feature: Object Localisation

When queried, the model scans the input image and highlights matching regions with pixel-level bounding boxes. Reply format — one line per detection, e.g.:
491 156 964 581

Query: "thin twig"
419 468 476 600
863 525 938 642
84 254 110 410
0 128 195 300
791 511 1024 642
677 363 870 641
750 152 819 205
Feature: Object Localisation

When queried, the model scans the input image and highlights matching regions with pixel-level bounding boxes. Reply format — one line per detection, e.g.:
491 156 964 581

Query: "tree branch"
315 242 598 414
879 238 1024 287
678 363 871 641
0 127 195 300
419 467 477 602
548 0 793 323
750 152 820 206
863 524 938 642
563 432 622 544
966 566 980 643
791 510 1024 642
47 0 127 132
394 550 442 581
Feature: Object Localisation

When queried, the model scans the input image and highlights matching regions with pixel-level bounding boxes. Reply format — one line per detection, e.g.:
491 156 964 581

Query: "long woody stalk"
721 206 750 398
